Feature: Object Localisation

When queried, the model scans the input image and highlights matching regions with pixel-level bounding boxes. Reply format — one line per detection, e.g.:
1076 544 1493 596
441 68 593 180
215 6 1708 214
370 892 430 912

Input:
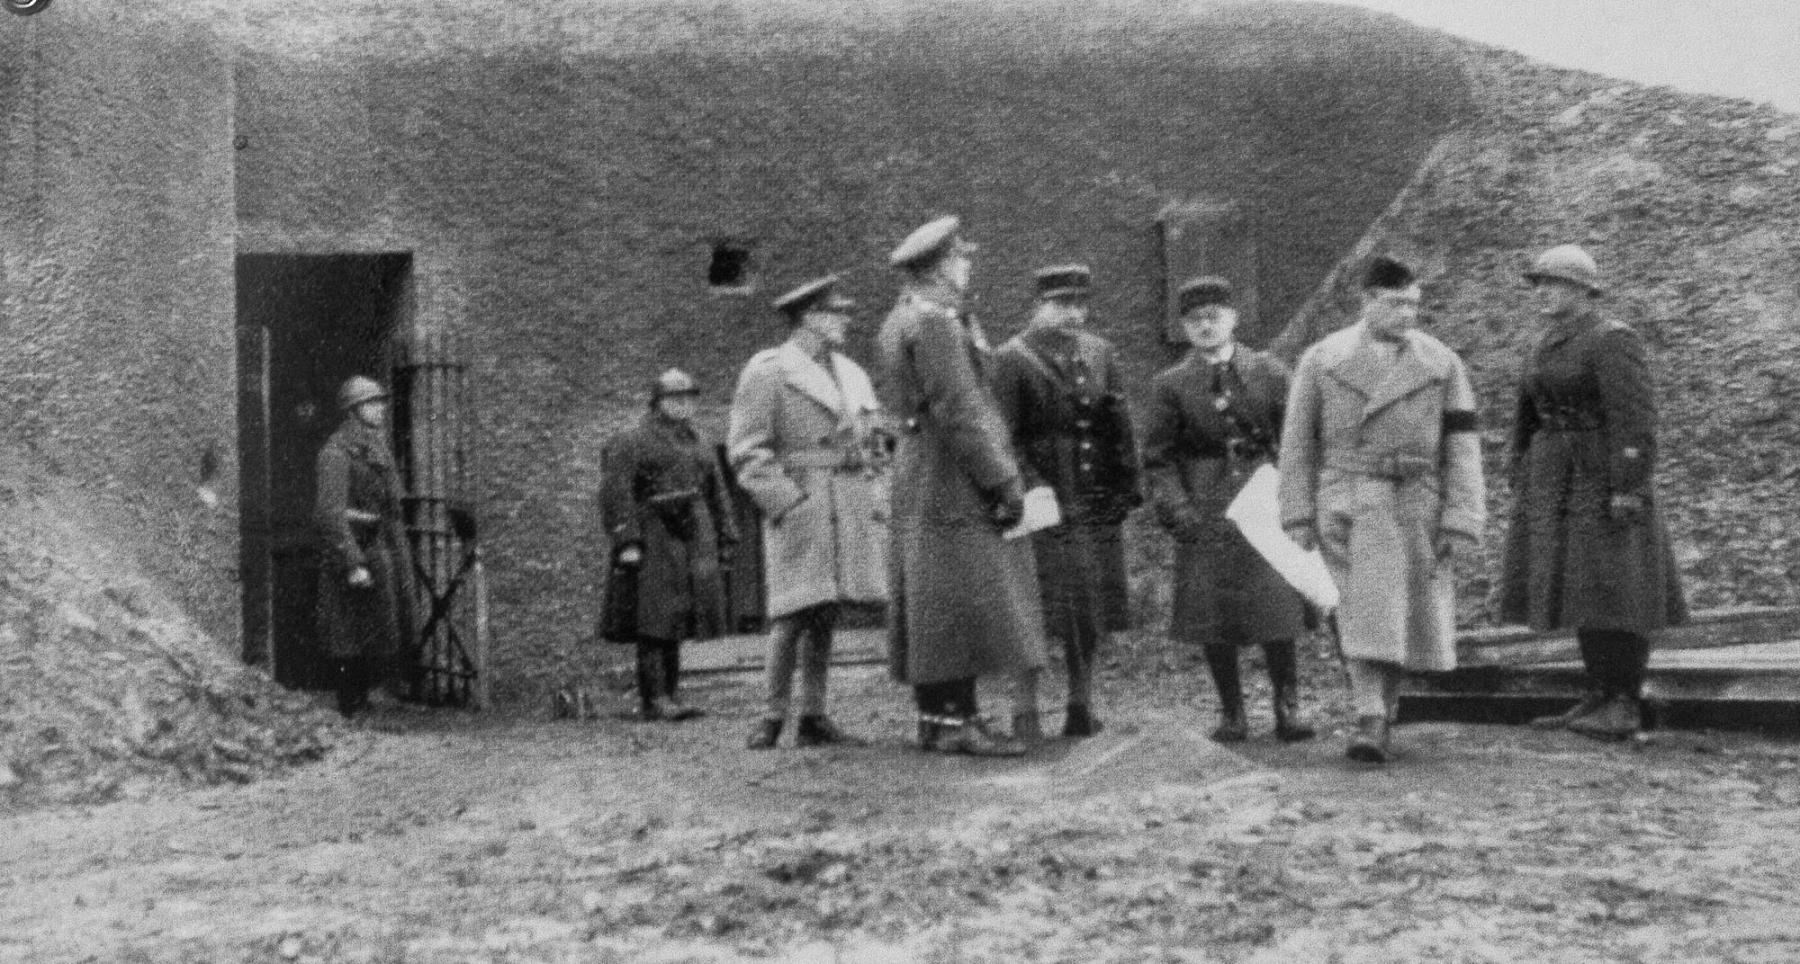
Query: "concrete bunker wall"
232 3 1474 699
0 7 238 641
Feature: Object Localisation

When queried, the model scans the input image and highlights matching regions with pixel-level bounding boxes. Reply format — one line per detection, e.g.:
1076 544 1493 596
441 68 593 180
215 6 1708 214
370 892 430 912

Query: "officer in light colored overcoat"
1279 256 1486 763
728 274 889 750
876 215 1046 757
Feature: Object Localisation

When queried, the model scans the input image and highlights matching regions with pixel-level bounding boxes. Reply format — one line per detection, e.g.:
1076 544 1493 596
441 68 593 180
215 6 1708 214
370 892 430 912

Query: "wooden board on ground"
1410 641 1800 706
1456 606 1800 668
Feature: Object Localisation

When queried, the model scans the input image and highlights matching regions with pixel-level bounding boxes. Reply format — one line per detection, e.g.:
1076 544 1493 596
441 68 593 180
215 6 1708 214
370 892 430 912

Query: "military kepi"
1035 264 1092 300
889 215 973 269
1363 255 1416 291
773 274 856 318
1176 276 1233 315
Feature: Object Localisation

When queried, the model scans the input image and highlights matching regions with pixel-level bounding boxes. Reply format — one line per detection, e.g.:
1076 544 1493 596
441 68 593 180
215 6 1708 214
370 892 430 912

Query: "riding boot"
635 641 671 720
1204 646 1249 743
1531 630 1610 729
1264 639 1316 742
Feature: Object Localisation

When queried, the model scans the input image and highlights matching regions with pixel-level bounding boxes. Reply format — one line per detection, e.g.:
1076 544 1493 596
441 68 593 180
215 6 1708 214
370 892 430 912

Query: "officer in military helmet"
1498 244 1687 739
875 215 1048 757
1143 276 1313 744
990 263 1140 741
315 375 418 715
728 274 889 749
598 368 739 720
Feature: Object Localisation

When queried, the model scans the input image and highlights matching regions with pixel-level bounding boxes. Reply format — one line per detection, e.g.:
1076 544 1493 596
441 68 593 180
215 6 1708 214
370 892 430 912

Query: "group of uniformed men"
585 215 1684 764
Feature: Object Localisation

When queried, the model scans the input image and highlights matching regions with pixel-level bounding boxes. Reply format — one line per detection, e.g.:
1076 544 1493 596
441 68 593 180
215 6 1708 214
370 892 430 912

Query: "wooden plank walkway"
680 628 887 674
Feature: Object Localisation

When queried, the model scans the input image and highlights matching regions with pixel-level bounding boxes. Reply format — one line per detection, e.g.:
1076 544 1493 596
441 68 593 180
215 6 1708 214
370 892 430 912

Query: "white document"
1002 485 1062 541
1223 464 1340 610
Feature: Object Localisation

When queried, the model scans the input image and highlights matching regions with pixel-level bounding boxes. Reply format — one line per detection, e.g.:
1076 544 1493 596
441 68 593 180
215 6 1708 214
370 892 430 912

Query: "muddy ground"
5 637 1799 964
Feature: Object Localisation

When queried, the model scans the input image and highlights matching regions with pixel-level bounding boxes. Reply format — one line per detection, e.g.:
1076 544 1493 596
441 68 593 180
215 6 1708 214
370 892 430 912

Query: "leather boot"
746 717 783 750
1529 689 1607 730
796 715 863 747
917 716 945 752
1011 709 1045 744
1206 646 1248 743
938 717 1027 757
1567 694 1642 740
1062 703 1102 738
661 698 703 722
1346 715 1390 763
1273 695 1316 742
1265 640 1315 742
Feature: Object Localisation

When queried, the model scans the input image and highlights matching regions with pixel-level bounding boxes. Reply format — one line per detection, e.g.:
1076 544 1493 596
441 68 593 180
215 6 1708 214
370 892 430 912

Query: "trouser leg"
1600 630 1650 700
1065 618 1098 710
1345 659 1394 720
915 677 975 716
798 605 838 717
662 640 682 699
634 640 665 713
1204 645 1245 717
1577 629 1614 694
763 616 804 720
335 658 373 716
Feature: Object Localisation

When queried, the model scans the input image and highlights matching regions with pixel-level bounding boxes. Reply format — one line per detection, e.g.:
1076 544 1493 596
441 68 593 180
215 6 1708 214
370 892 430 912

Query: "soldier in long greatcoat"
876 215 1047 757
728 274 889 750
1279 256 1486 763
1498 244 1688 739
989 264 1139 740
1143 277 1313 744
598 368 739 721
315 375 418 716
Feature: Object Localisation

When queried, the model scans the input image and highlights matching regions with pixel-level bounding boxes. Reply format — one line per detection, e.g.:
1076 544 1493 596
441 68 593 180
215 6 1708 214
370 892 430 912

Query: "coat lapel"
1361 335 1441 418
778 340 845 415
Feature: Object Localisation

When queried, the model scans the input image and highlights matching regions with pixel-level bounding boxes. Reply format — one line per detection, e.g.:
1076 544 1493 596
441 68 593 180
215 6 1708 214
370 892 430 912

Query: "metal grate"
393 328 488 708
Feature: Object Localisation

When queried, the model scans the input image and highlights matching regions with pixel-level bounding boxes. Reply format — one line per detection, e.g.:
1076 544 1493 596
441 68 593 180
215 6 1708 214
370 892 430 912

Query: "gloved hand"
991 478 1027 530
615 543 644 568
347 566 373 589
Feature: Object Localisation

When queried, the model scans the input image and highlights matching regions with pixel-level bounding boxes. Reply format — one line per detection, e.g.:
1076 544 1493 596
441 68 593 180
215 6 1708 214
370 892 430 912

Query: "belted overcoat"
1278 323 1486 671
314 419 418 664
875 282 1047 686
727 338 889 620
1497 308 1688 632
989 326 1139 638
598 411 738 644
1143 345 1307 648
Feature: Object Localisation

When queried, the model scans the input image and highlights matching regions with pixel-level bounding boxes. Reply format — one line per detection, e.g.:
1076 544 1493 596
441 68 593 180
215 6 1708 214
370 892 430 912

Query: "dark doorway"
237 253 412 690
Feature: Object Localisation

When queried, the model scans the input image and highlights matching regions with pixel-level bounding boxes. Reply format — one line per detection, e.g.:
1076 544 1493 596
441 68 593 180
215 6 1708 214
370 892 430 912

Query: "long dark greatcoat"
989 326 1139 638
876 282 1048 686
315 419 418 663
1143 346 1307 648
598 410 738 645
1498 308 1688 633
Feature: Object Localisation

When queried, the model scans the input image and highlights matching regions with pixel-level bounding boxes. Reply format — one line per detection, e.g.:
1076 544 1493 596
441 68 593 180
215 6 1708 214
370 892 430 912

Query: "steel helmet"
1524 244 1603 294
338 375 389 412
651 367 700 402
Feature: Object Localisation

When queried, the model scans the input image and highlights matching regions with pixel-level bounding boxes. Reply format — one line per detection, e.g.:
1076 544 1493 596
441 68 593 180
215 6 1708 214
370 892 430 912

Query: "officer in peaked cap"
1176 275 1234 316
1278 254 1486 764
315 375 417 716
728 273 889 750
1143 275 1313 745
989 262 1140 742
598 366 739 721
875 216 1046 757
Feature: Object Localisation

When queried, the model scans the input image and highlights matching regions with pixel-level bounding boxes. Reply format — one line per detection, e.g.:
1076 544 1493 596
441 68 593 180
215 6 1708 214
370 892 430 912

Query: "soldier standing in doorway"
598 368 739 721
989 264 1140 740
876 215 1047 757
728 274 889 750
1142 277 1314 744
1278 256 1486 763
315 375 418 716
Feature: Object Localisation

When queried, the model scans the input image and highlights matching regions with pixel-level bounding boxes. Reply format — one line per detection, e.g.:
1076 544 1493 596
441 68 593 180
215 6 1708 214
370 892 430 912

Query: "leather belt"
1536 408 1605 432
782 449 869 472
1325 451 1437 480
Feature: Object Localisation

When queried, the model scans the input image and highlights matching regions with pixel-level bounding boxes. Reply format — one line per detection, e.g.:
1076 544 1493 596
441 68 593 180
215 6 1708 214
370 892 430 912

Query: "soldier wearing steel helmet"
597 368 740 721
1497 244 1688 740
315 375 419 716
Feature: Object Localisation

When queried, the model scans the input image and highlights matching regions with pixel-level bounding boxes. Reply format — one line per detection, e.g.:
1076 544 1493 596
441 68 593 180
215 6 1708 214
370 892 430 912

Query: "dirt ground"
6 637 1800 964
